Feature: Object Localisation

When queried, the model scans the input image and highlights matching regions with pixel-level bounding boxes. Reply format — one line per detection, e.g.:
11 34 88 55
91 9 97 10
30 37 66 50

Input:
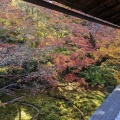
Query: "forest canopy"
0 0 120 120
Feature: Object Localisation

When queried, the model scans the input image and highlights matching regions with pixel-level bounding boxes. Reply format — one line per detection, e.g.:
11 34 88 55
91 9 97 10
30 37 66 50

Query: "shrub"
7 65 23 75
22 60 38 73
78 65 117 87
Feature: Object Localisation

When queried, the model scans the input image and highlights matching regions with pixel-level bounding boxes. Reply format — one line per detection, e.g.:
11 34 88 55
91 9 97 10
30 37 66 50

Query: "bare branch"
0 83 19 92
0 96 23 107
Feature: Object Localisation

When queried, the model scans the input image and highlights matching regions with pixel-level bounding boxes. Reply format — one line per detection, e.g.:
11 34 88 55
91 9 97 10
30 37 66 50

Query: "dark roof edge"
23 0 120 29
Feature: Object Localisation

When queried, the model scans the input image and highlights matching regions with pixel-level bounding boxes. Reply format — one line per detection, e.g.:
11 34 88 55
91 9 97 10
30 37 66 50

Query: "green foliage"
0 28 26 44
0 93 18 120
100 31 120 84
79 65 117 87
0 78 6 88
0 67 9 87
49 24 71 38
7 66 23 75
22 60 38 73
0 1 117 120
0 66 23 87
0 67 8 75
0 89 106 120
55 47 71 55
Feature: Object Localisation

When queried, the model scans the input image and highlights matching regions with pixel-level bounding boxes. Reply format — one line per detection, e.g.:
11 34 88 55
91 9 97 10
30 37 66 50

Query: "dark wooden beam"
22 0 120 28
71 0 89 12
107 13 120 20
101 9 120 20
56 0 89 12
114 19 120 24
95 3 120 18
110 16 120 24
88 0 111 14
115 0 120 3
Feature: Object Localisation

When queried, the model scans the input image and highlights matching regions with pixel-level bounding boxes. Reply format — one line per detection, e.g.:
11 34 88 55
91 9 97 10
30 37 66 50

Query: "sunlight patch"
15 109 32 120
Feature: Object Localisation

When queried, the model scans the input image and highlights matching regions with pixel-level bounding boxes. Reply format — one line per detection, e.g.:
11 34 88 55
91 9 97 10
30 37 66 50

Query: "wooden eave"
53 0 120 26
22 0 120 28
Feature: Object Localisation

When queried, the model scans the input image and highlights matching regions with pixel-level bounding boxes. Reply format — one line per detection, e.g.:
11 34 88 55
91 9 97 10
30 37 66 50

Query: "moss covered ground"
0 86 107 120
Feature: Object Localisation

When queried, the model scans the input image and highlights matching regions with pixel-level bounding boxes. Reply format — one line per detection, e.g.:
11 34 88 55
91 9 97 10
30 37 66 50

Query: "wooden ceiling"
23 0 120 28
54 0 120 26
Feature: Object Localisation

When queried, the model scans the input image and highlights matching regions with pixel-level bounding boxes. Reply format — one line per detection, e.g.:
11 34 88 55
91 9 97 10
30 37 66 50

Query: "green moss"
0 104 17 120
0 67 8 75
0 88 106 120
15 107 32 120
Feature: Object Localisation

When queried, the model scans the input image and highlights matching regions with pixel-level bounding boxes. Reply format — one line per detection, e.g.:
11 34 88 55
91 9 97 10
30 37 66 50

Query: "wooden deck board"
89 85 120 120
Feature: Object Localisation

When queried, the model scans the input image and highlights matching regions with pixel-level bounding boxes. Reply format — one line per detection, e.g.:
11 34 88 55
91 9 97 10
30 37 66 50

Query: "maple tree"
0 0 119 119
0 0 117 88
100 30 120 84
